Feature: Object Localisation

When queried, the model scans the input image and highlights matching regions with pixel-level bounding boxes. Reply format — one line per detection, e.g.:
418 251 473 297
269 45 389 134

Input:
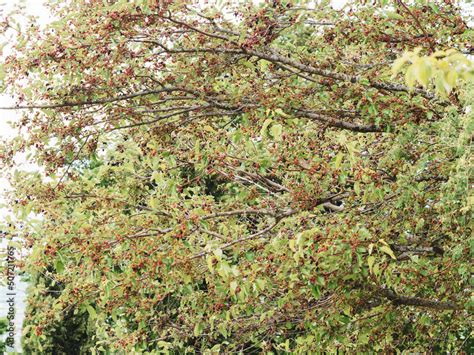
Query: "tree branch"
0 88 193 110
295 109 384 133
380 289 463 310
191 218 282 259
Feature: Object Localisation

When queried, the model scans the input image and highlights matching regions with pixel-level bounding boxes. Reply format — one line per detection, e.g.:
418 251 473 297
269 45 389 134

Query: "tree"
0 318 7 352
0 0 472 352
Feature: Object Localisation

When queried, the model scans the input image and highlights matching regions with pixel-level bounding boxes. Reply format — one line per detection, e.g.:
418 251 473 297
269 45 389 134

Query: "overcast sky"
0 0 50 222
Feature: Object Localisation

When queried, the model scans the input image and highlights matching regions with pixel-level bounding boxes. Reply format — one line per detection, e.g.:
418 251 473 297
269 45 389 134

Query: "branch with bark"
379 288 463 310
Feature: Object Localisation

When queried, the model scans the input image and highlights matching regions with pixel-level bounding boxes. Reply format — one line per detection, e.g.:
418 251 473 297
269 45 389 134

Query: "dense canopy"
0 0 472 353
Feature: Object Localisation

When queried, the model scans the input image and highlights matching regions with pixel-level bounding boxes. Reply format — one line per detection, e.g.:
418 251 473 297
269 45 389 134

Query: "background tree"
0 0 472 352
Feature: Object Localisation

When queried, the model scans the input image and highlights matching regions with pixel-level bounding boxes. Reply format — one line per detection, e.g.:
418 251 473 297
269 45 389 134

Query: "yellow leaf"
203 125 216 133
149 197 158 210
368 243 374 255
367 255 375 274
380 245 397 260
391 54 410 77
413 58 431 87
385 11 404 20
230 280 238 295
274 108 291 118
213 248 223 260
270 124 283 141
405 65 416 88
445 70 458 89
435 75 447 97
207 256 215 272
260 118 273 137
431 50 446 58
334 152 344 168
289 239 296 252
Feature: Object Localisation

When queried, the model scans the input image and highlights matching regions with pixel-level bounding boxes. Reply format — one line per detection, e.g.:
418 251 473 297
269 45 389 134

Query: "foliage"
0 0 472 352
22 270 94 354
392 47 474 97
0 317 7 352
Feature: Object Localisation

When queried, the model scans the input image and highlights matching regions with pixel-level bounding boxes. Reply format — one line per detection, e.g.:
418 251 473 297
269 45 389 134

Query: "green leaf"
385 11 404 20
86 305 97 319
193 322 204 337
274 108 291 118
55 259 65 274
334 152 344 168
367 255 375 274
358 331 370 344
380 245 397 260
217 323 228 338
260 118 273 137
245 252 255 261
270 124 283 141
104 281 111 298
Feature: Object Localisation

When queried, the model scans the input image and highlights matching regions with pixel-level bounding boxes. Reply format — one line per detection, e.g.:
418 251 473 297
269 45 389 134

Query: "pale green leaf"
380 245 397 260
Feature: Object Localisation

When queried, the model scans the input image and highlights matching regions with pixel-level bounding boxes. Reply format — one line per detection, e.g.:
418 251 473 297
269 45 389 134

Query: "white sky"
0 0 51 222
0 2 49 350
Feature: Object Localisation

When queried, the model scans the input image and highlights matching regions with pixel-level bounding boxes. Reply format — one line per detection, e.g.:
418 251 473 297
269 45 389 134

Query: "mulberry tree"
0 0 472 352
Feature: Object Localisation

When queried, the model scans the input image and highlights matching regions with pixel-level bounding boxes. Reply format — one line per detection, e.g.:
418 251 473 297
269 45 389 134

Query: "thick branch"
191 219 281 259
380 289 462 310
145 41 435 99
0 88 191 110
295 109 384 133
201 208 296 220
